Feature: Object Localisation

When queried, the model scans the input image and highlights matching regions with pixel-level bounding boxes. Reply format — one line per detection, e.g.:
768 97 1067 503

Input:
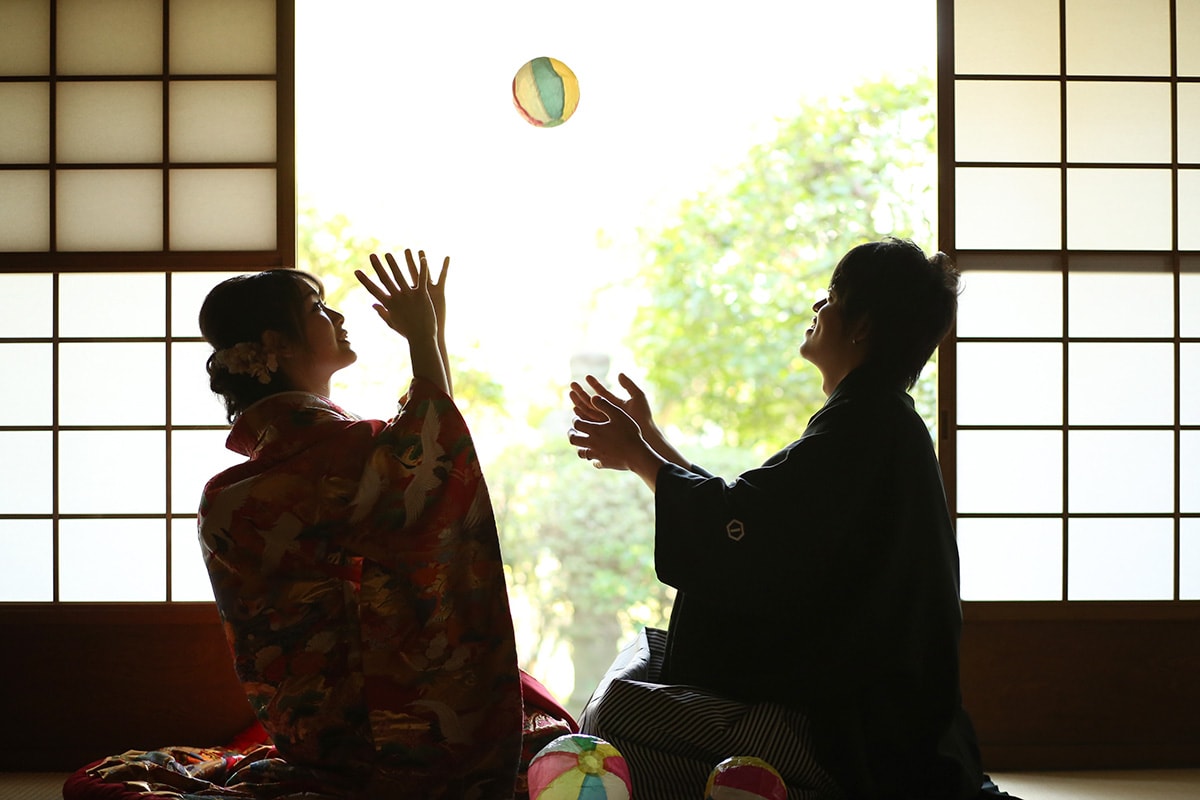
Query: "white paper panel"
0 344 53 425
1066 82 1171 163
0 83 50 162
1068 430 1174 514
0 274 52 336
0 0 51 75
1065 0 1171 76
0 432 53 514
955 80 1060 163
1183 274 1200 338
59 343 166 425
957 430 1063 514
1067 343 1173 425
59 518 165 602
1177 0 1200 77
1067 272 1174 338
956 168 1062 250
0 171 49 251
1181 171 1200 252
958 517 1063 601
954 0 1060 75
57 81 162 163
957 342 1062 426
955 271 1064 338
1066 169 1172 250
59 272 164 336
56 169 163 251
170 0 275 75
170 81 276 162
1182 431 1200 513
58 431 165 514
0 520 53 602
1067 517 1174 600
1182 518 1200 600
169 169 276 250
1180 84 1200 164
1183 345 1200 426
56 0 162 76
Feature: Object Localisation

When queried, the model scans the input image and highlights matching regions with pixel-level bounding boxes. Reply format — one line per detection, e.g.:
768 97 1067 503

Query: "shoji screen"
945 0 1200 604
0 0 294 603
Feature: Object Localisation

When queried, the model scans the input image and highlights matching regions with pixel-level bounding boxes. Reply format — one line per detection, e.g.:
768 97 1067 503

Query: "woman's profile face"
283 285 358 387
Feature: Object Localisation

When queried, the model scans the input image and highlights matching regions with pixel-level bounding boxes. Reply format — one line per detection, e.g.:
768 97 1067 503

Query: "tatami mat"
991 770 1200 800
0 774 67 800
3 769 1199 799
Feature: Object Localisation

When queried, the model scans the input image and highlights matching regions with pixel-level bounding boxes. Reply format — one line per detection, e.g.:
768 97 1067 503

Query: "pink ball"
704 756 788 800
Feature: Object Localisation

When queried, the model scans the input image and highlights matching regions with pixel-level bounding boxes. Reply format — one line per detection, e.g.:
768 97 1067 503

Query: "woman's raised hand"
428 253 449 338
355 250 439 342
355 249 450 394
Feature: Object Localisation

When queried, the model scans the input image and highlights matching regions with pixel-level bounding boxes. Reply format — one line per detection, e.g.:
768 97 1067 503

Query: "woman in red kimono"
201 252 573 798
76 252 572 800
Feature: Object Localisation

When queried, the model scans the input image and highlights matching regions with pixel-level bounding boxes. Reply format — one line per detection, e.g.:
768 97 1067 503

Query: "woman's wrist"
409 337 449 396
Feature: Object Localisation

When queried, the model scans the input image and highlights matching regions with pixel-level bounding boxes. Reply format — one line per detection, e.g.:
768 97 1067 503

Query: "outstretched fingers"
569 381 607 423
383 251 418 293
616 372 646 400
355 254 393 305
585 374 625 406
432 255 450 288
567 419 600 462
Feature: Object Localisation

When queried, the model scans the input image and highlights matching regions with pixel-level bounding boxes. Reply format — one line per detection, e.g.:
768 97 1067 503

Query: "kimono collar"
825 362 915 409
226 391 360 459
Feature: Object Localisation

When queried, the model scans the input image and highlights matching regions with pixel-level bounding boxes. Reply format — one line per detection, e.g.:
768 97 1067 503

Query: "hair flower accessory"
213 341 279 384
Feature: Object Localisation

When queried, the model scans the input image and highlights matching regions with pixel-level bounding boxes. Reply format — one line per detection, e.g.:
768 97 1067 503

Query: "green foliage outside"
296 73 938 714
488 432 662 711
296 202 379 311
629 75 938 455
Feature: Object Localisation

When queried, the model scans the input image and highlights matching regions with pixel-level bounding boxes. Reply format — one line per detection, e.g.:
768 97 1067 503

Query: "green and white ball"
512 56 580 127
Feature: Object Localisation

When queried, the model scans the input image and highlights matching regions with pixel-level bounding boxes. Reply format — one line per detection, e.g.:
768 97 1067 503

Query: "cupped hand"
570 373 657 433
355 250 438 342
568 395 646 471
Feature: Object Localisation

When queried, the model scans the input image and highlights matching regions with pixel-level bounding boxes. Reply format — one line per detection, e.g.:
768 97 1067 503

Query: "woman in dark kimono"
568 238 1009 800
76 252 572 800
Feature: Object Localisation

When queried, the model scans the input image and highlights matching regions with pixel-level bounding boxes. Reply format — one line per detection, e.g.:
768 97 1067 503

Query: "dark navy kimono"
655 364 983 800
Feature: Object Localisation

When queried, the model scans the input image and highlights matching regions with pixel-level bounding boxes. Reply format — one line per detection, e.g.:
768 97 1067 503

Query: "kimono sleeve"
654 421 877 609
335 378 494 568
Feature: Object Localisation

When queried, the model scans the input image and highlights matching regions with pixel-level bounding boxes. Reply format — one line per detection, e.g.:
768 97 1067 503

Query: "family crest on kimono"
568 237 1019 800
70 252 574 800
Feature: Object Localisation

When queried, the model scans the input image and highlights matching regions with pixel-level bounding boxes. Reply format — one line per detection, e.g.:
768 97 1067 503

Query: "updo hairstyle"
198 269 324 422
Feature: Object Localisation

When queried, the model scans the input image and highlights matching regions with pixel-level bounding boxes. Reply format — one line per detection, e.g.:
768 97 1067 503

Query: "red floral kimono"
71 379 572 800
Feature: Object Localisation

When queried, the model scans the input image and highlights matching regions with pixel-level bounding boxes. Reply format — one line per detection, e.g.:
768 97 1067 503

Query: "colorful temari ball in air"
527 733 632 800
704 756 788 800
512 56 580 127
